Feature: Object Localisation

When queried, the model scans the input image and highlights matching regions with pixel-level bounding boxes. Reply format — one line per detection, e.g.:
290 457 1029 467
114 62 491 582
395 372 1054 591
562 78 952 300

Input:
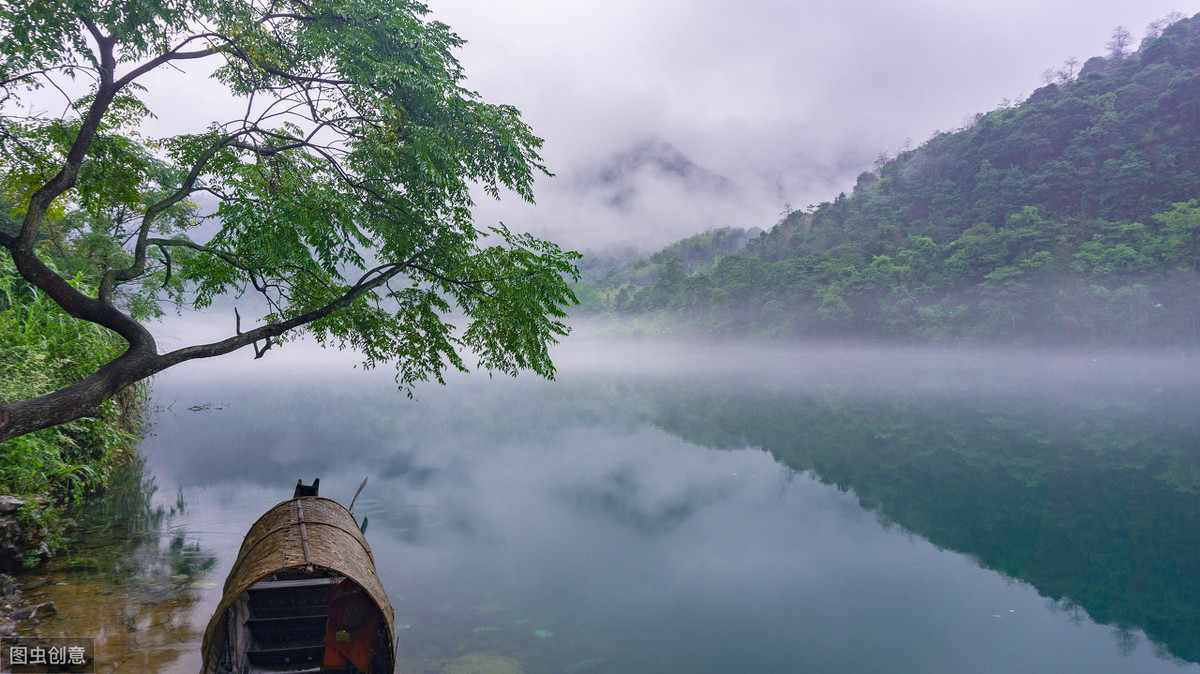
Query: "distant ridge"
576 138 737 209
580 12 1200 347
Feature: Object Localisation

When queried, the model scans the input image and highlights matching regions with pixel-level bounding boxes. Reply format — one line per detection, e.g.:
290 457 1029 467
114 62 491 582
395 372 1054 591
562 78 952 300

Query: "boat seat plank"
250 577 341 591
246 644 324 666
248 606 329 620
247 614 327 641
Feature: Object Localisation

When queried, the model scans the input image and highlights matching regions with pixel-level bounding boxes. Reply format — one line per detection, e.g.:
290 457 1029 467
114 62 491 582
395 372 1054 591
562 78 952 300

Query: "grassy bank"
0 255 146 567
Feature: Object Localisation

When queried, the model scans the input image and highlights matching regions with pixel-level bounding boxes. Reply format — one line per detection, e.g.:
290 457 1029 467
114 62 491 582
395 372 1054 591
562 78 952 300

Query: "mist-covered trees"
1108 26 1134 59
583 13 1200 346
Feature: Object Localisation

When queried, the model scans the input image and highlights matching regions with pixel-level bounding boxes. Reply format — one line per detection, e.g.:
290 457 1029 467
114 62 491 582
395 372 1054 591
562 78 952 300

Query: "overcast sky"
413 0 1196 252
116 1 1199 253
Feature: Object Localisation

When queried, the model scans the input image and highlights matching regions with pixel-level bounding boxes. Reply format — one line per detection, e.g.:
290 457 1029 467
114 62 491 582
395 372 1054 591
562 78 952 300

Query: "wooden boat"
201 480 395 673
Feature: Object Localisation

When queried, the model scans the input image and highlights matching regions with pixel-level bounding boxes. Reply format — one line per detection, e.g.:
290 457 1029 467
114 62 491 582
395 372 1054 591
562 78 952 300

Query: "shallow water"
21 339 1200 673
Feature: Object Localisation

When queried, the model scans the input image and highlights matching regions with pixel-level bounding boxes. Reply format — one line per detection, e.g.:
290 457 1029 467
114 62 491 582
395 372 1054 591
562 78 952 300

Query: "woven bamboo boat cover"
200 496 395 671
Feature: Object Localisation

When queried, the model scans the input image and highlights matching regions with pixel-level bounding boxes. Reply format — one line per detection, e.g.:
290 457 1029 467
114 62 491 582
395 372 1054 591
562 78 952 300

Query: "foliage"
0 254 140 501
587 13 1200 346
0 0 579 441
577 227 760 313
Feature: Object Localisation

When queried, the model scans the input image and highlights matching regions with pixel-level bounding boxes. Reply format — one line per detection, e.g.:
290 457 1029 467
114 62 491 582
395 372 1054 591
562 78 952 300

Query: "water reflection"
17 459 215 672
123 339 1200 673
632 347 1200 663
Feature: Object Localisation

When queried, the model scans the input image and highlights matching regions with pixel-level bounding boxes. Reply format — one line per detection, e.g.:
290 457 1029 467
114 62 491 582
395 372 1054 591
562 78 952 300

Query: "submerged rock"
564 658 606 674
22 577 50 591
11 601 56 621
442 651 523 674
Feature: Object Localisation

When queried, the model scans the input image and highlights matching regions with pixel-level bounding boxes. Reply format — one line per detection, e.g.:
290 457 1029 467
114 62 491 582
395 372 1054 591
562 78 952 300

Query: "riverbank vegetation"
1 253 144 495
580 13 1200 346
1 252 145 567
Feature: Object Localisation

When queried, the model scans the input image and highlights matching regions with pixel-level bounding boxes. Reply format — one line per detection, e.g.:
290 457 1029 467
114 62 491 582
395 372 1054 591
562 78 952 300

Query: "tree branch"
146 237 255 272
0 251 429 442
16 30 116 254
112 36 225 92
410 263 495 296
157 253 424 368
0 66 97 90
100 131 245 302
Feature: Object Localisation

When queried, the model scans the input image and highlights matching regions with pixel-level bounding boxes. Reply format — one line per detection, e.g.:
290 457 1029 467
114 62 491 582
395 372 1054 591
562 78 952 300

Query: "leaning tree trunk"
0 342 160 443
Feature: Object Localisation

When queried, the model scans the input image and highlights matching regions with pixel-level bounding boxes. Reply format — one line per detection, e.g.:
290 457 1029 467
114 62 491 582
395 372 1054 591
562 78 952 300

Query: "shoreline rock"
0 499 74 573
0 495 24 514
0 573 45 635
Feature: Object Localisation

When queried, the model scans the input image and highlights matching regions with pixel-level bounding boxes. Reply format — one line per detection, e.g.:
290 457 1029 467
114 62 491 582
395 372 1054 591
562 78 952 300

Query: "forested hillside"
583 13 1200 346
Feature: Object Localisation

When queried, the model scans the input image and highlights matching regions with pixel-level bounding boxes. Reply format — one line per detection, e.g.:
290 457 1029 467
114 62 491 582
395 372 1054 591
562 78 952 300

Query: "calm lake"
34 336 1200 673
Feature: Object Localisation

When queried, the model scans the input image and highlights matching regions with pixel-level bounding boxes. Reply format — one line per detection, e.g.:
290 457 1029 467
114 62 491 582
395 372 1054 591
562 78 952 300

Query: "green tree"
1155 200 1200 272
0 0 579 442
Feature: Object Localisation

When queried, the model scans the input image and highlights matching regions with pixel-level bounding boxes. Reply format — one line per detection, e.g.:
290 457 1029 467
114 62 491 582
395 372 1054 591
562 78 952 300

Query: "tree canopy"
0 0 579 442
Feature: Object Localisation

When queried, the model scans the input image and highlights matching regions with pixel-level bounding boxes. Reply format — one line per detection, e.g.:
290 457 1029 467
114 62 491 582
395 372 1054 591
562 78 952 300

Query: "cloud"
24 1 1191 254
427 0 1194 251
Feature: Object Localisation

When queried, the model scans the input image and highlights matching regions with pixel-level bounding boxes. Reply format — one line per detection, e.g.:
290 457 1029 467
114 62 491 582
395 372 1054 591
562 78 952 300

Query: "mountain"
574 226 762 311
581 13 1200 347
577 139 738 211
537 138 764 253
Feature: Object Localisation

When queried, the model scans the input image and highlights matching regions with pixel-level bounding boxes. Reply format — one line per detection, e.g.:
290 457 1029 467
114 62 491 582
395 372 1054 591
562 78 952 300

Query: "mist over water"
119 329 1200 672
